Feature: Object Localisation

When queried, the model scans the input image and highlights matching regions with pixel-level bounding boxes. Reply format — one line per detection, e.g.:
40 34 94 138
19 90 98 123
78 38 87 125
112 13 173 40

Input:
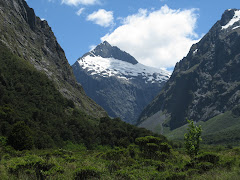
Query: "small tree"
184 119 202 158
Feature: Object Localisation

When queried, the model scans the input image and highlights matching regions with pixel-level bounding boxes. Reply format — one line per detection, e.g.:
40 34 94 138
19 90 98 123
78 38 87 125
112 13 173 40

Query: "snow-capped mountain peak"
72 41 170 123
76 41 170 84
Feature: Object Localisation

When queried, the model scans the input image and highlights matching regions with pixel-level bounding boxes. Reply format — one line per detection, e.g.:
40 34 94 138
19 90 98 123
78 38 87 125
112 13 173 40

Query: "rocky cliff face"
138 9 240 132
0 0 106 118
72 41 170 124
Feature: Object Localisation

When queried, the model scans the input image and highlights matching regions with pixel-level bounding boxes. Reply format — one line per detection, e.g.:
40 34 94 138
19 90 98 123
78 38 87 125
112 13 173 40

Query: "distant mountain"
72 41 170 124
0 0 106 118
138 9 240 143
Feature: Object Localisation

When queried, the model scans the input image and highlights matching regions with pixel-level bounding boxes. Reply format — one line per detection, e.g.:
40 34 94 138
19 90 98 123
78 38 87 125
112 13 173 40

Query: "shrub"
102 147 127 161
155 151 169 161
135 136 172 159
7 121 34 151
159 142 172 154
196 152 219 164
107 162 121 174
128 144 137 158
115 170 134 180
74 167 101 180
166 172 187 180
196 162 214 172
0 136 7 147
219 157 236 170
156 162 172 172
186 168 199 176
135 136 163 151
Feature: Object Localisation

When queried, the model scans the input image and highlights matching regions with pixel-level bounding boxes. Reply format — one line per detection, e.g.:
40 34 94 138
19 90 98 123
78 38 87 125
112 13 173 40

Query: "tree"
8 121 34 150
184 120 202 158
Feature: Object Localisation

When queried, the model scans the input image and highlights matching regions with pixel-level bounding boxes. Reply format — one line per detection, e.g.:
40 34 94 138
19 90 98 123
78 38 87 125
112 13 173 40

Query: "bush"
155 151 169 161
196 152 219 164
7 154 62 179
128 144 137 158
135 136 172 159
115 170 134 180
166 172 187 180
186 168 199 176
159 142 172 154
156 162 173 172
102 147 127 161
7 121 34 151
107 162 121 174
74 167 101 180
196 162 214 172
0 136 7 147
219 157 236 170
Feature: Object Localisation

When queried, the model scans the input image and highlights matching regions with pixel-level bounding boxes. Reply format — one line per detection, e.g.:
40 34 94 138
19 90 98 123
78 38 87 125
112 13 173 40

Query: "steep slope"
0 41 95 148
72 41 170 124
0 0 106 118
138 9 240 134
0 41 159 149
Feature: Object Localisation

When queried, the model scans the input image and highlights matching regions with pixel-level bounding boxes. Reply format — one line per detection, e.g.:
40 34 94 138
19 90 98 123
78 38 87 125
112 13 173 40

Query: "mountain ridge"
0 0 106 118
138 9 240 136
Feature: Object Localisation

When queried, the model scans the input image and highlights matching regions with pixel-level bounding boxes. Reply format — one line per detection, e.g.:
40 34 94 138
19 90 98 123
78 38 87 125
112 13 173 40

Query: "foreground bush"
74 167 101 180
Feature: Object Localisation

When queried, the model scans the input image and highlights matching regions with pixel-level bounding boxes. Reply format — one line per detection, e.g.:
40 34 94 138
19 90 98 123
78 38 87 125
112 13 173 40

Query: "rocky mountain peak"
220 9 240 30
84 41 138 65
220 9 237 26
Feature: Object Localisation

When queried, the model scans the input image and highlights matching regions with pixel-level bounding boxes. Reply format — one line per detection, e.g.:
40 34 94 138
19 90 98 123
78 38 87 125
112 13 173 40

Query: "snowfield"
77 54 170 84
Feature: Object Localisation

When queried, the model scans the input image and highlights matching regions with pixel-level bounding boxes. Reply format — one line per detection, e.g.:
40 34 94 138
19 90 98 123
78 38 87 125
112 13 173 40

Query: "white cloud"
76 8 85 16
61 0 99 6
87 9 114 27
101 5 200 69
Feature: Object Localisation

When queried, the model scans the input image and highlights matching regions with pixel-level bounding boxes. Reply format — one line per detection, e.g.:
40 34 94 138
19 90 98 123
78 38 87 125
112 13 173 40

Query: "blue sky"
26 0 239 70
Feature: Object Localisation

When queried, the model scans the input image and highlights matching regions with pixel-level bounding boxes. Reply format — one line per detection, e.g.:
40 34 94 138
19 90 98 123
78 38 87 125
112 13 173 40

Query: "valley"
0 0 240 179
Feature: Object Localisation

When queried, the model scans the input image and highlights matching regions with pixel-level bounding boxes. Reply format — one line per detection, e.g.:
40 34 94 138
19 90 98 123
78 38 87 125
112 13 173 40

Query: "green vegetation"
166 109 240 146
8 121 34 151
1 135 240 179
0 42 158 150
184 120 202 158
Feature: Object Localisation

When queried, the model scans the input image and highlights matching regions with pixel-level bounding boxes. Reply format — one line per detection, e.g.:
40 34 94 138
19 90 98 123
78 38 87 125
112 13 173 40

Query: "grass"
165 110 240 146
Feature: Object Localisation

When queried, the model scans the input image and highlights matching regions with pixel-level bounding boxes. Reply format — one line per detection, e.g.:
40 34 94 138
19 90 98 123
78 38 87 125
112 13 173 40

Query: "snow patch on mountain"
77 55 170 83
233 25 240 30
193 49 198 55
222 10 240 29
